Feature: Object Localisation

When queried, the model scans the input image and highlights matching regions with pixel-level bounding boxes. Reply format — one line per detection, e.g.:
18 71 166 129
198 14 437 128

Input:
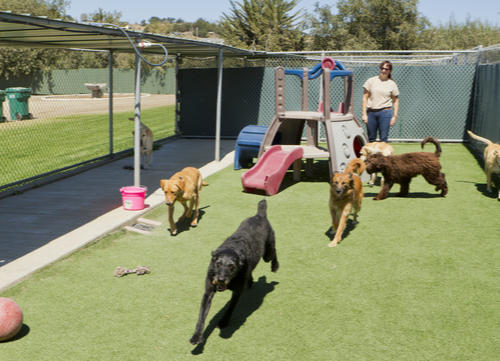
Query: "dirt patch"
2 94 175 121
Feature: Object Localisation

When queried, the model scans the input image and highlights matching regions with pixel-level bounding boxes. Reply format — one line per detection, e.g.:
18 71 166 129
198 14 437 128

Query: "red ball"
0 297 23 342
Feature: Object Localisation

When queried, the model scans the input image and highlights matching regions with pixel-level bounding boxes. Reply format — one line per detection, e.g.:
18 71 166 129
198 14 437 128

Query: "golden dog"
328 159 365 247
160 167 208 235
130 118 154 170
359 142 394 187
468 130 500 200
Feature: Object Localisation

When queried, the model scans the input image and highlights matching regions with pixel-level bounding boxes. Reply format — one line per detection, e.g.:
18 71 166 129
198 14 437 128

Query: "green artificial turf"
0 105 175 186
1 143 500 360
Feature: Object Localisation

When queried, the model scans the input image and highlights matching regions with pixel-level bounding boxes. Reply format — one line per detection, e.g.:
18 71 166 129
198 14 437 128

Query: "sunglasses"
380 67 391 71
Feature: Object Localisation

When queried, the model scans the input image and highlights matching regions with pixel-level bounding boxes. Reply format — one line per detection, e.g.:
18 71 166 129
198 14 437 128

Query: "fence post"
108 49 114 157
215 49 224 162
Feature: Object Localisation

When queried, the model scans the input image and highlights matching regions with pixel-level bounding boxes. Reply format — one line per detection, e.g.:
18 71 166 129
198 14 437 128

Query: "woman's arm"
390 95 399 126
362 89 370 124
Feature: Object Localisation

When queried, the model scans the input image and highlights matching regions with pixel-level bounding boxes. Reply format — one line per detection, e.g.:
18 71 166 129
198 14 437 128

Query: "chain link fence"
0 63 176 198
178 50 479 142
2 46 499 198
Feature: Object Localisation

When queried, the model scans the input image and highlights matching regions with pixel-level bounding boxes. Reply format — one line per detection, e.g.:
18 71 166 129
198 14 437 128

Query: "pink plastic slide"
241 145 304 196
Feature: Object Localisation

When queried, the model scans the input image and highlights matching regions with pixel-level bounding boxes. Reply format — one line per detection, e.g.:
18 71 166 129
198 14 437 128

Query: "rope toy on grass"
114 265 150 277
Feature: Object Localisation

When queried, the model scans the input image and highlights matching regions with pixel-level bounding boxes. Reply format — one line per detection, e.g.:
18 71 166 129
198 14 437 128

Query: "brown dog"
365 137 448 201
160 167 208 235
468 130 500 200
328 159 365 247
359 142 394 187
130 118 154 170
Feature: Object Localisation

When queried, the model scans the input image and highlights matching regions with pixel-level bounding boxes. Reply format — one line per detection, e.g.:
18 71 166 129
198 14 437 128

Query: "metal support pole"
134 43 142 187
108 50 114 157
175 54 180 134
215 49 223 162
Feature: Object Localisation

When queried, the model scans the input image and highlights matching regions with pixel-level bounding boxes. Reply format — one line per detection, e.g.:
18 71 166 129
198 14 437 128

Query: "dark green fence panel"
179 65 476 141
0 69 175 95
469 63 500 154
178 67 265 137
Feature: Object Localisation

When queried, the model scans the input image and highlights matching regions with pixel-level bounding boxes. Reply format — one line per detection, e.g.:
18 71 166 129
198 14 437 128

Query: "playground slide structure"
241 145 304 196
240 57 369 196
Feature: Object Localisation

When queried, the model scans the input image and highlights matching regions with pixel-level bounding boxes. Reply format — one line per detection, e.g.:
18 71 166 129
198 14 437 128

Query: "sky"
67 0 500 26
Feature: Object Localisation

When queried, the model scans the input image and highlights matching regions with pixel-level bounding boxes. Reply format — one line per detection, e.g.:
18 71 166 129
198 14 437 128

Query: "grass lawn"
0 105 175 186
1 143 499 360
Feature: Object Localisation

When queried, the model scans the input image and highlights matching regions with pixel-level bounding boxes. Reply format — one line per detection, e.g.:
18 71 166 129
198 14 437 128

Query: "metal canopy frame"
0 12 266 186
0 11 263 58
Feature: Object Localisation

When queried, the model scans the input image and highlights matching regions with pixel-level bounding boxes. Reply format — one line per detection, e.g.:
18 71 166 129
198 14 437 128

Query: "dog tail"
421 137 442 157
345 158 366 176
257 199 267 217
467 130 493 146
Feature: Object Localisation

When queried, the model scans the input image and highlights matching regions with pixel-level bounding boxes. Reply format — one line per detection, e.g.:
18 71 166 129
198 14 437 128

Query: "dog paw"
190 334 204 345
170 229 177 236
368 183 374 187
190 220 198 227
328 241 338 247
271 260 279 273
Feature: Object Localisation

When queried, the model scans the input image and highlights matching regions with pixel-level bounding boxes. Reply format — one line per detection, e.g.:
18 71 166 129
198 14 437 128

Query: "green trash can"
6 87 33 121
0 90 6 122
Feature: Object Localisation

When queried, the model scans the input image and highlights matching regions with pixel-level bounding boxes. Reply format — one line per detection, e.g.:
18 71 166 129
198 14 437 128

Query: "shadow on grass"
325 220 356 245
1 324 30 343
455 180 499 199
363 190 445 199
191 276 279 355
169 207 208 236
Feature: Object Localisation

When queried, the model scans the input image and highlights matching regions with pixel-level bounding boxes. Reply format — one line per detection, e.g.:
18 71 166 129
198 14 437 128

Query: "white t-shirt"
363 76 399 109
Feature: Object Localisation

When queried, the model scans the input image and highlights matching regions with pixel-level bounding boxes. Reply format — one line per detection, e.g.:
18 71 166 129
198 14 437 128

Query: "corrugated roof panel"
0 11 266 58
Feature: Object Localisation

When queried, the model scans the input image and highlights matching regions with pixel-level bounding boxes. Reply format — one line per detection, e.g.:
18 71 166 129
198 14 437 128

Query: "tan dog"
328 159 365 247
360 142 394 187
160 167 208 235
130 118 154 170
468 130 500 200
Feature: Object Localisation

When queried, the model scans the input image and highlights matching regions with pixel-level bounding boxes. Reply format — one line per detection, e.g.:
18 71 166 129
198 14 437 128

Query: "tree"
307 0 430 51
0 0 70 19
80 8 124 26
0 0 70 78
420 15 500 50
219 0 305 52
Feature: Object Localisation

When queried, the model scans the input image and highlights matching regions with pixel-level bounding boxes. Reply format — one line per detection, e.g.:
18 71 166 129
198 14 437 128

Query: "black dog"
190 199 279 345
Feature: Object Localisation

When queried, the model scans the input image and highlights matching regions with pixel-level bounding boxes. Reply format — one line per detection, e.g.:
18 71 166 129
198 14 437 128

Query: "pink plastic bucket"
120 186 147 211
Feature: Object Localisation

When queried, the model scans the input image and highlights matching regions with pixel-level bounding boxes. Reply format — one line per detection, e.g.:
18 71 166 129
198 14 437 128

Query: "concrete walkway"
0 138 235 292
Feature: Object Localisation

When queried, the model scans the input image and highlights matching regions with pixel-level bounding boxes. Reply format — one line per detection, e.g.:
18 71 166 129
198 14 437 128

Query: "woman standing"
362 61 399 143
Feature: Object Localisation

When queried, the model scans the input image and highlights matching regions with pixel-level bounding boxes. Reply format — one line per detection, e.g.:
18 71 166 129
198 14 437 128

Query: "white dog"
130 118 154 170
360 142 394 187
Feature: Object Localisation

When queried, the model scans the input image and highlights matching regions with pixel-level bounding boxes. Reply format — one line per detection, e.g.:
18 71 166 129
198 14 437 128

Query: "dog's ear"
211 250 220 261
176 177 186 193
235 249 245 268
331 171 339 185
160 179 167 190
348 173 354 186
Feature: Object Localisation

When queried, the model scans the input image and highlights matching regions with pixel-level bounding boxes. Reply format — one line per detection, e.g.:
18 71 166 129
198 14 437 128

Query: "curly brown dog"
328 159 365 247
364 137 448 200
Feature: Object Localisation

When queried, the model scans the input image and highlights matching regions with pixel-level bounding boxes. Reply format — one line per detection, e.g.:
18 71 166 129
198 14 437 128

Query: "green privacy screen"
178 65 476 141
